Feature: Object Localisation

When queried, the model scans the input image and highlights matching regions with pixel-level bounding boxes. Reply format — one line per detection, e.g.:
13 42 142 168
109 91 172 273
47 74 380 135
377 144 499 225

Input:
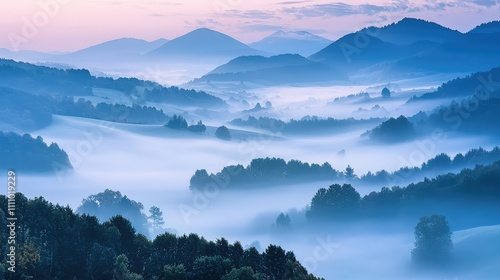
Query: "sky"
1 0 500 52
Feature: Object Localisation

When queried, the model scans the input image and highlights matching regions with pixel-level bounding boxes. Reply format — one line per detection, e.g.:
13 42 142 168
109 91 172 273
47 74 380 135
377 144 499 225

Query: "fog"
5 79 498 279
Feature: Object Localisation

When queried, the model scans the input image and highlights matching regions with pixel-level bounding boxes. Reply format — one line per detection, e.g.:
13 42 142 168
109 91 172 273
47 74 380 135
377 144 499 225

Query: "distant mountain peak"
468 20 500 34
267 30 325 41
359 17 461 45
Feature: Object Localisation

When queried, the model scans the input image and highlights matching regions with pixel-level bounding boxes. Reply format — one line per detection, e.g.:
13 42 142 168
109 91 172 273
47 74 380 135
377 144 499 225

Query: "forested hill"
0 132 72 173
189 147 500 191
306 160 500 229
408 66 500 101
0 193 323 280
0 59 226 108
0 86 168 131
230 116 385 135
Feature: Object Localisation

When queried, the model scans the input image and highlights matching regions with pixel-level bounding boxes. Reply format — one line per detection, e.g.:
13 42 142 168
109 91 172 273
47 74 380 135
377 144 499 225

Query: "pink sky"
1 0 500 52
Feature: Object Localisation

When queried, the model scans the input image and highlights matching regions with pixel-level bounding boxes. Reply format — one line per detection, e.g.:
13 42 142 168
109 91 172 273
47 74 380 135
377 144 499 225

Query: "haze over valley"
2 2 500 279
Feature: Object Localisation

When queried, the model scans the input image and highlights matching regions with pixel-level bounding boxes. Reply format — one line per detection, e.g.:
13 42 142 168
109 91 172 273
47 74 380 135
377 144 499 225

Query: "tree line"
0 193 322 280
0 59 226 108
189 147 500 191
230 116 384 135
0 131 71 173
306 160 500 228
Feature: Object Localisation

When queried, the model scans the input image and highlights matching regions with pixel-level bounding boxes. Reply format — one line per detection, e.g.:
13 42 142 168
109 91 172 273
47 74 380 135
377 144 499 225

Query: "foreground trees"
0 193 322 280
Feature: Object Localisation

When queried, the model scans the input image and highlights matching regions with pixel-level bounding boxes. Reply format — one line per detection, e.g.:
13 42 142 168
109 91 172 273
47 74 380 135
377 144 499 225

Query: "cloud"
282 2 408 18
465 0 500 7
280 0 500 19
238 24 287 33
222 9 280 20
278 0 311 4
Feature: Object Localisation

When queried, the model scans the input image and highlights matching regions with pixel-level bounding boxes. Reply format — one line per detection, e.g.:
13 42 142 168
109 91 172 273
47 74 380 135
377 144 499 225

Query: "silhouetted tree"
412 215 453 265
216 126 232 140
344 165 355 180
78 189 149 236
187 120 207 133
307 184 361 220
148 206 165 237
274 213 291 229
166 115 188 130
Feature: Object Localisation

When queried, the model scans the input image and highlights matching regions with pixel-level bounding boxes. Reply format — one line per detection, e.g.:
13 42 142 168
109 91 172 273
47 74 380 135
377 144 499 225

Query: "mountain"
308 32 410 72
361 17 462 45
0 48 55 62
53 37 168 64
468 21 500 34
192 54 346 85
146 28 266 61
0 59 227 108
394 31 500 73
249 30 332 56
308 18 500 80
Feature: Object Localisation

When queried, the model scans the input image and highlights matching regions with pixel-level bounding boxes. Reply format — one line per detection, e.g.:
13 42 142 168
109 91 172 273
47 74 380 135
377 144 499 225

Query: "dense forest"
0 86 169 131
408 66 500 101
0 194 322 280
0 87 53 131
230 116 385 135
189 157 341 191
189 147 500 191
364 93 500 143
417 95 500 135
306 161 500 229
0 59 226 107
77 189 151 237
0 132 72 172
363 115 415 142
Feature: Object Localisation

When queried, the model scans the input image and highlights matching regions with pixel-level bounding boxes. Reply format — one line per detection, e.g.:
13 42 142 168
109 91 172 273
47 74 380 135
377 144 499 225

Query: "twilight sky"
1 0 500 52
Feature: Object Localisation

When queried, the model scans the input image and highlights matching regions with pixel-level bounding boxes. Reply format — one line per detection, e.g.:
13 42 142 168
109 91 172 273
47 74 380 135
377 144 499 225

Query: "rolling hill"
146 28 265 61
249 30 332 56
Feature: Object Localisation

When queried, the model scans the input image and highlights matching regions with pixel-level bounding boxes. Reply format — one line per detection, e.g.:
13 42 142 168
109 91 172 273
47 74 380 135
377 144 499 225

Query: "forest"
0 86 169 131
230 116 384 135
306 160 500 229
0 59 226 107
0 193 322 280
0 132 72 172
189 146 500 191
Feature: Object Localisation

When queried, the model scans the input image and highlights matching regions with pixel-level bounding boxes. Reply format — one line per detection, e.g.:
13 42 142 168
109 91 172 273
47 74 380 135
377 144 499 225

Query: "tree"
187 120 207 133
411 215 453 265
216 126 232 140
344 165 355 180
262 245 287 280
113 254 143 280
273 213 291 230
222 267 262 280
166 115 188 130
306 184 361 220
148 206 165 237
191 255 232 280
77 189 149 236
162 264 187 280
381 87 391 98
